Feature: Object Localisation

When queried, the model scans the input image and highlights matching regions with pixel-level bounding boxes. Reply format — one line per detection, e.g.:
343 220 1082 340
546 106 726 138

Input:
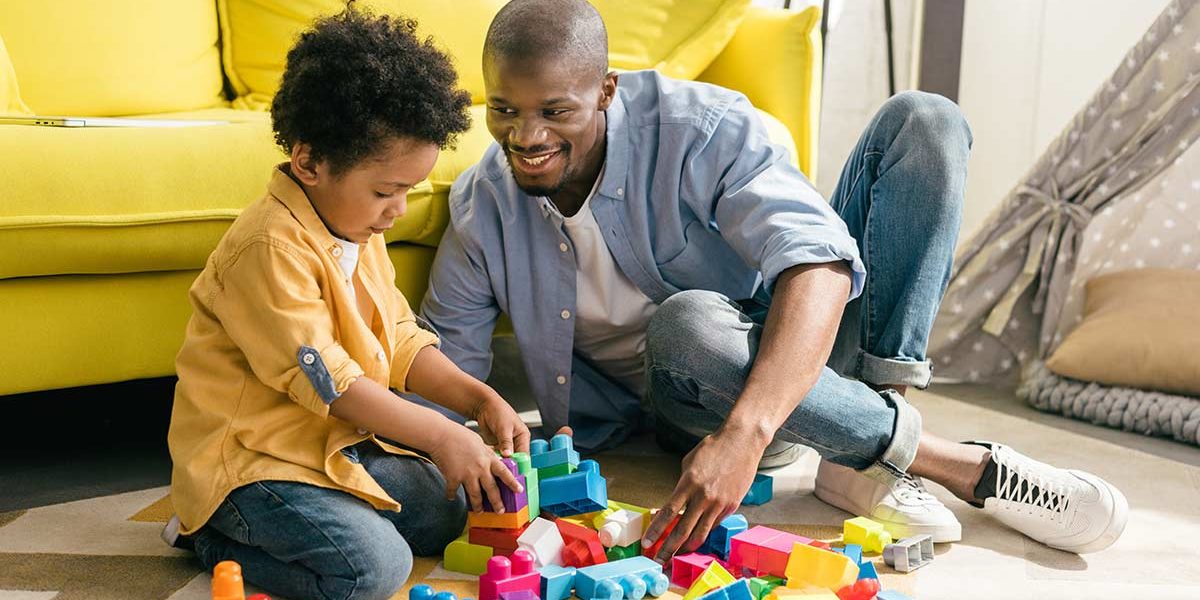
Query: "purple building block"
482 458 529 513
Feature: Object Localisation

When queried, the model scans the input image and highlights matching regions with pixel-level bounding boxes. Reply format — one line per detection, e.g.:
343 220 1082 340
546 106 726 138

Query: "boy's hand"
430 423 525 513
471 392 531 457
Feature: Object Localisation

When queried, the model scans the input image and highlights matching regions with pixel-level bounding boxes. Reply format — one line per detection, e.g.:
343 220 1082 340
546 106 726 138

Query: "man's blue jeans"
646 91 970 484
192 442 468 600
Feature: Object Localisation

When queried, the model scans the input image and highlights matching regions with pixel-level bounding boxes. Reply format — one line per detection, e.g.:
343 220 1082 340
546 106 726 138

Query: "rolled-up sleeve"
681 95 866 300
213 239 364 416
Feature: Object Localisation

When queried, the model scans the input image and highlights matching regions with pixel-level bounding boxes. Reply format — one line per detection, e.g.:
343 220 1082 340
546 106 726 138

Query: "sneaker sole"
1050 471 1129 554
814 481 963 543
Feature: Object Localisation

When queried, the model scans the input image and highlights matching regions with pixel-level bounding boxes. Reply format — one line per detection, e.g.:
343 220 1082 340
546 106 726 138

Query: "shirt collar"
267 164 345 258
597 91 631 201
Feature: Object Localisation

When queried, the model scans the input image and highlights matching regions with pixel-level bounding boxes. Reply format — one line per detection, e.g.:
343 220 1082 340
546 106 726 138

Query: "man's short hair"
483 0 609 80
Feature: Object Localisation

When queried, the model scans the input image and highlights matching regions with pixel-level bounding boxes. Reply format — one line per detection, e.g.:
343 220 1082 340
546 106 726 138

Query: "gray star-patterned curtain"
929 0 1200 383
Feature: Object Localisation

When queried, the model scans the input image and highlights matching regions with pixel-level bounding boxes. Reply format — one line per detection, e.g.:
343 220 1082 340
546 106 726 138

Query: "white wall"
957 0 1170 243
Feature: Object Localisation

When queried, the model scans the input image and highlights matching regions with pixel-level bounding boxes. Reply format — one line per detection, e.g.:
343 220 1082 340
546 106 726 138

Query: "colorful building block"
531 434 581 471
784 544 859 593
855 562 877 581
500 592 536 600
875 592 913 600
576 556 670 600
512 451 541 521
741 474 773 506
470 506 532 530
558 518 608 567
697 579 754 600
540 564 578 600
445 534 495 576
541 460 608 516
606 541 641 561
212 560 244 600
599 509 645 548
882 535 933 573
834 579 879 600
640 513 679 559
669 553 730 589
747 576 784 600
699 514 748 559
766 588 838 600
729 526 815 578
482 458 529 514
479 551 540 600
517 517 565 568
472 522 530 555
681 561 735 600
410 584 437 600
842 518 891 554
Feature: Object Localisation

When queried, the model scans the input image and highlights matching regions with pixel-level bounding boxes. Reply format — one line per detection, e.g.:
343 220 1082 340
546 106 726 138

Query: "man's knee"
646 289 730 369
881 90 971 147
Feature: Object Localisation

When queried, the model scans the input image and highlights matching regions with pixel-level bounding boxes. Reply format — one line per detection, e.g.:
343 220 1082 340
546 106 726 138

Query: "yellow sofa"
0 0 821 397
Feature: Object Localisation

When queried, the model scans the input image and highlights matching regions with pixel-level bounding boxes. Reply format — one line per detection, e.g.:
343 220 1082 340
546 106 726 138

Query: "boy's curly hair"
271 7 472 175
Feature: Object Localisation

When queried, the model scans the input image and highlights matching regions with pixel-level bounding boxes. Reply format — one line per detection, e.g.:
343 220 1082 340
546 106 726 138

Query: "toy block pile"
443 435 927 600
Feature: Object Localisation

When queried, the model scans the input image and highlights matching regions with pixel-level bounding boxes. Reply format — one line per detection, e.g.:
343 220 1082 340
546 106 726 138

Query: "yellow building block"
766 587 839 600
444 533 493 576
784 543 858 593
682 560 736 600
842 517 892 554
467 505 530 530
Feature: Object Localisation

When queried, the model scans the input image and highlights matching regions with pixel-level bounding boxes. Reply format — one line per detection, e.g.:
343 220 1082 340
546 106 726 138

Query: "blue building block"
576 556 669 600
857 561 878 580
838 543 863 566
435 593 460 600
410 585 436 600
531 434 581 470
699 514 748 560
696 579 754 600
540 459 608 517
876 592 912 600
541 564 578 600
740 474 773 506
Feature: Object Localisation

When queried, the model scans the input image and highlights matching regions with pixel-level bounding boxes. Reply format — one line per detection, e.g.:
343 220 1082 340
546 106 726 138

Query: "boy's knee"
329 531 411 600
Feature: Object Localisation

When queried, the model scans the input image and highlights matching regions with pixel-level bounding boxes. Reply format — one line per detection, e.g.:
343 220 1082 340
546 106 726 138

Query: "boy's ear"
290 142 322 186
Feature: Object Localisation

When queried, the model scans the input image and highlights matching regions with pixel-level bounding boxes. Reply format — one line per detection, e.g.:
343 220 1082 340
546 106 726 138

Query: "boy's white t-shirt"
333 237 360 302
556 169 659 395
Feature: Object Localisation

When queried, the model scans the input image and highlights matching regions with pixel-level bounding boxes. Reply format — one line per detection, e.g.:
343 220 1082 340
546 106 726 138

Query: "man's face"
483 55 615 197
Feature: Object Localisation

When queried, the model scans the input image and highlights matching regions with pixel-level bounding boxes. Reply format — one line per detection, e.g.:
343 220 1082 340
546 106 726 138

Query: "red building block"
728 526 815 578
836 578 881 600
471 523 531 555
479 550 541 600
641 513 680 559
556 518 607 568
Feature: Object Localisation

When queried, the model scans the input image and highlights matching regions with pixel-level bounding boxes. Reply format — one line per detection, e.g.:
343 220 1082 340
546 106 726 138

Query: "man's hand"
470 391 532 457
641 429 767 560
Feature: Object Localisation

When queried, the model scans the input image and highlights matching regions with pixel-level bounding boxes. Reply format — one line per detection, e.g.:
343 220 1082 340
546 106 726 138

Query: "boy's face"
291 138 440 244
483 54 616 199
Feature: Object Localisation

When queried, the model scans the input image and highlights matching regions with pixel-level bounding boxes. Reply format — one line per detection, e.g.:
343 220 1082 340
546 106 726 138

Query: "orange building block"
469 506 531 530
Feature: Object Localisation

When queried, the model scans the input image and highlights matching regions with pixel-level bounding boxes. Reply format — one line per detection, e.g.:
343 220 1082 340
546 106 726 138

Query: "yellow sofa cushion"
593 0 750 79
698 5 822 179
1046 268 1200 397
0 34 31 116
0 1 224 117
218 0 504 109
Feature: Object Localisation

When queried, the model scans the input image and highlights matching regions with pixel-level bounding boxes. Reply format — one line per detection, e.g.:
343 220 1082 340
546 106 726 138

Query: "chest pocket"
656 220 759 299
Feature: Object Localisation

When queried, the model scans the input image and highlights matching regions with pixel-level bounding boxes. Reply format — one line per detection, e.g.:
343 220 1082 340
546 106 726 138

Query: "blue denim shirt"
420 71 866 451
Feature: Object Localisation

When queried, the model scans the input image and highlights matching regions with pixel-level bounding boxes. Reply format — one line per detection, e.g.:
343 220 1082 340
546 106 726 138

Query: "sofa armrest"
697 5 822 181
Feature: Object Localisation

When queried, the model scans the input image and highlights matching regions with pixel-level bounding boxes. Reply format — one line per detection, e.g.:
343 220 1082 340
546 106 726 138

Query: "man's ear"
598 70 618 110
289 142 322 186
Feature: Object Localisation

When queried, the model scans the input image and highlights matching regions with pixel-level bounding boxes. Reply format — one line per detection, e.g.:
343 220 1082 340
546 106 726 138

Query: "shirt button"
357 427 369 435
561 309 571 319
376 350 386 361
617 187 624 196
559 242 568 252
331 246 343 258
556 375 567 385
302 352 316 365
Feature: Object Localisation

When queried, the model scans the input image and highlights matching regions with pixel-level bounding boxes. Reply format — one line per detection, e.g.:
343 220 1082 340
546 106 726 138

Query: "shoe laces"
993 451 1072 521
893 474 936 503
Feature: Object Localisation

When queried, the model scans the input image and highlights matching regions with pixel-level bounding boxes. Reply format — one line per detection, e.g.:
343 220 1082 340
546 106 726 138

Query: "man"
421 0 1127 557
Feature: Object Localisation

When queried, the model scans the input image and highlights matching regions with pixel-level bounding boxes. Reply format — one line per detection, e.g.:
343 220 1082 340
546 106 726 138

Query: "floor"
2 340 1198 598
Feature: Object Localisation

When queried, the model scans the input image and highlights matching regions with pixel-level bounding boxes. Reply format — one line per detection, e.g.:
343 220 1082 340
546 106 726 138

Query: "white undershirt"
334 237 360 302
557 170 658 395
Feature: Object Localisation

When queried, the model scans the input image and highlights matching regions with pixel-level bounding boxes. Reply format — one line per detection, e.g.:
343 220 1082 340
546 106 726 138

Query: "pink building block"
729 527 814 578
480 550 541 600
671 553 732 589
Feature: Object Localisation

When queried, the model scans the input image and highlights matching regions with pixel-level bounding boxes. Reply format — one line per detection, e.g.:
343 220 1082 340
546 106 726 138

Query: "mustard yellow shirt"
168 166 439 534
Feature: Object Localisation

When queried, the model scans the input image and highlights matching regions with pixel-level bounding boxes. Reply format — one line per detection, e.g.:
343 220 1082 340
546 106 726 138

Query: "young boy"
163 10 530 600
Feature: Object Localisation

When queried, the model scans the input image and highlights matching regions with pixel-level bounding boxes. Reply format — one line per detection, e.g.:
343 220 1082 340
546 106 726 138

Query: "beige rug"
1 387 1198 599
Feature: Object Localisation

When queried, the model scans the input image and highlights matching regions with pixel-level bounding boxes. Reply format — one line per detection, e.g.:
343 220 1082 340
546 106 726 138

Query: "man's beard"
504 142 572 197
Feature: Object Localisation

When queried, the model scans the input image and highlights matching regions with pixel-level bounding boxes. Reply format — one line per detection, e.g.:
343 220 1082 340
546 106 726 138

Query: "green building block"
443 533 492 575
512 451 540 521
605 541 641 561
539 462 577 479
748 576 784 600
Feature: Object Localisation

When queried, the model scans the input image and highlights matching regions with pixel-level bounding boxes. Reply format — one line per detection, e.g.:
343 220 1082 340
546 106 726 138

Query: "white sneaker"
966 441 1128 554
815 459 962 543
161 514 193 551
